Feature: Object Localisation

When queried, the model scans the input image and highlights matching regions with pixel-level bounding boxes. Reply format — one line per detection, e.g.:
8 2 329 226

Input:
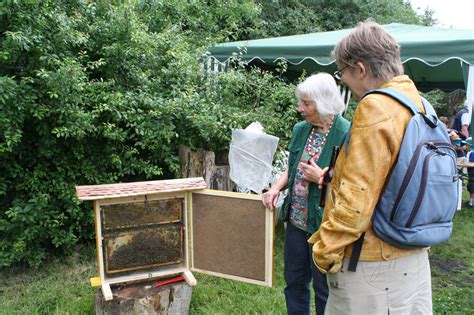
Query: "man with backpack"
308 21 457 314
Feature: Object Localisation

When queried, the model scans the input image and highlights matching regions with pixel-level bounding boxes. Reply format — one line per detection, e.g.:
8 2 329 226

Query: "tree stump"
94 279 193 315
179 145 234 191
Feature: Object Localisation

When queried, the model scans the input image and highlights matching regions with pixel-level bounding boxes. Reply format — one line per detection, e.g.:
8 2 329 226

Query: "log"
179 145 234 191
209 165 233 191
179 145 215 181
94 279 193 315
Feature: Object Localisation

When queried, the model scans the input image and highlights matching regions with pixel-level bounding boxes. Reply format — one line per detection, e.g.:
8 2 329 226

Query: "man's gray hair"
295 73 345 117
332 20 404 84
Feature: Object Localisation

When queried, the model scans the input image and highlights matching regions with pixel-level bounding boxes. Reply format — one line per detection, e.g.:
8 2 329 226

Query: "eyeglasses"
333 64 350 81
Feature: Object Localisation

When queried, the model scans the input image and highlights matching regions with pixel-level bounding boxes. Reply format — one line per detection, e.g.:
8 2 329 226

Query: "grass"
0 245 97 314
1 202 473 314
430 205 474 314
189 222 287 315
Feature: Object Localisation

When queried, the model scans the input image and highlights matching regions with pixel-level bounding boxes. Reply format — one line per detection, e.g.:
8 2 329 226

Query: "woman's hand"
299 159 324 184
262 170 288 211
262 188 280 211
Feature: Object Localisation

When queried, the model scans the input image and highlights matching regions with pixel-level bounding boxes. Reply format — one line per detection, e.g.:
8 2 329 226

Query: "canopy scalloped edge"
207 55 472 68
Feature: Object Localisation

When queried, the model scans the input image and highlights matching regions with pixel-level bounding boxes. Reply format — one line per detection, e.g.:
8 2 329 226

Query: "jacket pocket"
331 181 366 227
288 144 301 170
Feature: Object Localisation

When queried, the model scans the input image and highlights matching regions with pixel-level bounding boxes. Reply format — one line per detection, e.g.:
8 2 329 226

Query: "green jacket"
281 115 350 233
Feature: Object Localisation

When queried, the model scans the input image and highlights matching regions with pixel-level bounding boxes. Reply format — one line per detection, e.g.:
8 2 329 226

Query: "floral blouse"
289 128 325 232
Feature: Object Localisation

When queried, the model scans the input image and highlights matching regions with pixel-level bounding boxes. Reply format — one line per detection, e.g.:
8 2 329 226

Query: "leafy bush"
0 1 300 267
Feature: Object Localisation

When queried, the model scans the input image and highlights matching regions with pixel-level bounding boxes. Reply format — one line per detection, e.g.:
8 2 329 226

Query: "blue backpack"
347 88 458 271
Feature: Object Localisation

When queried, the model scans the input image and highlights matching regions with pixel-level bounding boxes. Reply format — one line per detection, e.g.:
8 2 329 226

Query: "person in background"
452 100 474 206
439 116 450 128
262 73 349 315
309 21 433 314
450 100 472 157
439 116 468 151
452 100 471 139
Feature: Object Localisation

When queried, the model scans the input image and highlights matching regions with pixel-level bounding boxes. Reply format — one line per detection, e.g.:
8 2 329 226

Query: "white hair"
294 73 345 117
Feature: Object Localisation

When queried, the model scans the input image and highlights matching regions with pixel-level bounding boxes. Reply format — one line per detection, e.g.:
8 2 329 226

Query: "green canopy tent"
208 23 474 93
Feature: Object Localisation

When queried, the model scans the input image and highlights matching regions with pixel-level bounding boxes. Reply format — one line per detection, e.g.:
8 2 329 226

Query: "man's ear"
355 61 367 79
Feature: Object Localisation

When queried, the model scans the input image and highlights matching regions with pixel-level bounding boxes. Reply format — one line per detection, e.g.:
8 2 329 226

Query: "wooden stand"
95 278 193 314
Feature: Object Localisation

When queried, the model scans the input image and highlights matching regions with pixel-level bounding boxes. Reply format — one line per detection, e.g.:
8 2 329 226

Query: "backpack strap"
344 88 439 157
421 97 437 117
366 88 438 118
348 232 365 272
364 88 418 114
343 123 351 156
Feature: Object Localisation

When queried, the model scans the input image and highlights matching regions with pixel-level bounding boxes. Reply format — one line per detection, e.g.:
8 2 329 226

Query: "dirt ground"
429 255 473 288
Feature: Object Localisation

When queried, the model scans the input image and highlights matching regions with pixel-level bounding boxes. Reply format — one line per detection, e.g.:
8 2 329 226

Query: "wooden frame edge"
191 268 269 286
182 270 197 286
94 201 108 291
192 189 262 200
186 191 193 271
97 192 185 206
101 283 113 301
102 266 189 286
265 207 275 287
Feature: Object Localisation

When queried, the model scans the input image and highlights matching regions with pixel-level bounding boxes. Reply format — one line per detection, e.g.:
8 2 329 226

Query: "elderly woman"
309 21 433 314
262 73 349 315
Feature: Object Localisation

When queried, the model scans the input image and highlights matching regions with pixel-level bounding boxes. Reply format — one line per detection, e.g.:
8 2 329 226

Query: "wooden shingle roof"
76 177 207 201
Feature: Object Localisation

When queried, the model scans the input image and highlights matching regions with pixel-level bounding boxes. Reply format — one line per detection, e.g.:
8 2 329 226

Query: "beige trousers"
325 250 432 315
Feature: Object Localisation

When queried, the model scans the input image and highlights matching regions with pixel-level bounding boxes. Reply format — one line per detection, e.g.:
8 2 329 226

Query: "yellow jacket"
308 75 426 274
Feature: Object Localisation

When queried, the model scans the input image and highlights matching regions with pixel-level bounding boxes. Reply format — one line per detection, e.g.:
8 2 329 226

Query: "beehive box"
76 177 274 300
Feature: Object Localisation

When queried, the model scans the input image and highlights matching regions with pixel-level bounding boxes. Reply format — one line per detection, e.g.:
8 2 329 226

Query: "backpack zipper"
390 141 454 223
405 151 434 227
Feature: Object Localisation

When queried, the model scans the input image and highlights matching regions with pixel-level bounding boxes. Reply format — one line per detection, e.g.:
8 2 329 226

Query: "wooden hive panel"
191 193 266 281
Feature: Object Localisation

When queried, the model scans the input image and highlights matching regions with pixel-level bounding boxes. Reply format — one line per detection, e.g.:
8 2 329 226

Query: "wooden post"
179 145 234 191
94 279 193 314
179 145 215 181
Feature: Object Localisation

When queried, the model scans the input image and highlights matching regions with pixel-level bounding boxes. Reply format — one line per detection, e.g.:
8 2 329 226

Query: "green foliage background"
0 0 437 267
253 0 434 38
0 0 299 267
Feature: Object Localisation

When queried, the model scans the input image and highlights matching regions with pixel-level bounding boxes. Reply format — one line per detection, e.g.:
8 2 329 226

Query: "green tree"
252 0 436 38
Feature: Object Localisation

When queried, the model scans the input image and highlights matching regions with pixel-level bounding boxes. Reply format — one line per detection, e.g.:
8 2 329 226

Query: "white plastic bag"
229 122 279 193
270 148 289 222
